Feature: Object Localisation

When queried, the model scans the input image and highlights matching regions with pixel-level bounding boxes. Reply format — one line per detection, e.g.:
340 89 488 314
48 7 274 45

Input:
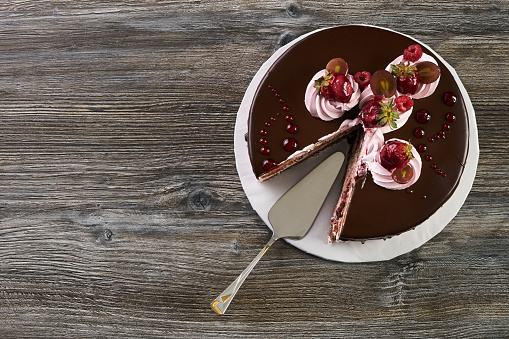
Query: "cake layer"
247 25 469 240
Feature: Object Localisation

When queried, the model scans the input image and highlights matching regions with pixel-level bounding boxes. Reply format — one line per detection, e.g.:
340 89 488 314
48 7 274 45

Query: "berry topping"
359 99 382 128
370 70 397 98
283 137 298 152
260 146 270 155
285 114 294 122
262 158 277 171
259 138 267 145
416 109 431 124
403 44 423 62
326 58 349 75
395 95 414 113
391 62 419 95
414 127 425 138
353 71 371 90
314 70 353 103
445 112 456 122
380 140 414 172
443 92 457 106
415 61 440 84
391 164 414 184
360 98 400 129
418 144 427 153
286 123 298 134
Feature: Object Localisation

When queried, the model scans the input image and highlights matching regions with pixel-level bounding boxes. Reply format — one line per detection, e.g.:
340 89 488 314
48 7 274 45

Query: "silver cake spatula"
211 151 345 314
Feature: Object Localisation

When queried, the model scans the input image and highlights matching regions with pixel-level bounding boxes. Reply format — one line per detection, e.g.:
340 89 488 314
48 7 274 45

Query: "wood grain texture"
0 0 508 337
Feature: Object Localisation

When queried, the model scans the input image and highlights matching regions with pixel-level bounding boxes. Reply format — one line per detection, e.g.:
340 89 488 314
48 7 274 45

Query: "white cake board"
234 25 479 262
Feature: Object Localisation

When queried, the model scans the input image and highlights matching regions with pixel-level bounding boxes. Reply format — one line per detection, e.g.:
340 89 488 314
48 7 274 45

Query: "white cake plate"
234 25 479 262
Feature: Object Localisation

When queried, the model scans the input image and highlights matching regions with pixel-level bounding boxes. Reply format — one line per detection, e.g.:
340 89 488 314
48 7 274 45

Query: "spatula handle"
211 235 277 315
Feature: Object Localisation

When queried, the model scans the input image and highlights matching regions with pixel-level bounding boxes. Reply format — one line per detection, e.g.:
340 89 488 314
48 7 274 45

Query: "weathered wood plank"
0 0 507 337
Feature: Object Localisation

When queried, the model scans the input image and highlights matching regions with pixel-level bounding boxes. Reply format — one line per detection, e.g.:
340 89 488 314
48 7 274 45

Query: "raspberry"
403 44 423 62
395 95 414 113
353 71 371 90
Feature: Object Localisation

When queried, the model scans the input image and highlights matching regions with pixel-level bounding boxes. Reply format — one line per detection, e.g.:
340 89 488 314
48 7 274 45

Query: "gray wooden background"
0 1 508 337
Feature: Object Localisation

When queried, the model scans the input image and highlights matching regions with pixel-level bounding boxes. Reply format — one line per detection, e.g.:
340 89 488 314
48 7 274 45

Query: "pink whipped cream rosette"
386 52 441 99
304 70 361 121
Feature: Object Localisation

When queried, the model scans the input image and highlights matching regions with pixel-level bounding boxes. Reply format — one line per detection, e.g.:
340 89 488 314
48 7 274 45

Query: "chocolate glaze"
247 26 469 240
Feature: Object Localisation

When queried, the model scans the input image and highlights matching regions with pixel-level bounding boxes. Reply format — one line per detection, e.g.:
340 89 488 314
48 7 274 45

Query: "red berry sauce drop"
262 158 277 171
445 112 456 123
414 127 425 138
265 122 271 127
283 138 298 152
259 138 267 145
425 155 432 161
418 144 427 153
287 123 298 134
443 123 451 131
439 130 446 138
434 134 440 140
270 116 276 121
283 106 290 112
279 99 285 104
285 115 294 122
428 137 434 143
431 164 437 169
260 129 268 136
443 91 457 106
416 109 431 124
260 146 270 155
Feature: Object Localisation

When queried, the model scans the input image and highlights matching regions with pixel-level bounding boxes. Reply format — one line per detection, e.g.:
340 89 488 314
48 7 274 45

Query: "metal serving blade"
268 151 345 239
211 152 345 315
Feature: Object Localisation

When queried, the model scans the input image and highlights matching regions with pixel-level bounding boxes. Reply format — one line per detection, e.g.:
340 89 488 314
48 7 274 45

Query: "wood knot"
103 229 113 241
278 32 296 48
188 188 212 211
286 3 302 18
230 240 240 254
491 4 500 13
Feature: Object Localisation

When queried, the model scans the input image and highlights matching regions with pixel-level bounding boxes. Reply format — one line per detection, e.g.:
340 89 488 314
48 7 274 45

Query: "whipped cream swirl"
304 70 361 121
386 52 440 99
361 130 422 190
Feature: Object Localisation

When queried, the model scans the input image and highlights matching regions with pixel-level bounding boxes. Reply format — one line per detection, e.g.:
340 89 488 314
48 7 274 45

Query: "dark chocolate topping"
247 26 469 240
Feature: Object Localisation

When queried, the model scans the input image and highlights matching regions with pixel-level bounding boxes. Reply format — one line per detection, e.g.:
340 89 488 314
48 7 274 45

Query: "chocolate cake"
246 25 469 241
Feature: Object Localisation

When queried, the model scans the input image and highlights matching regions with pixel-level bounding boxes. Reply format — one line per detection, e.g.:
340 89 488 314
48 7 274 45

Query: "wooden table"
1 1 508 337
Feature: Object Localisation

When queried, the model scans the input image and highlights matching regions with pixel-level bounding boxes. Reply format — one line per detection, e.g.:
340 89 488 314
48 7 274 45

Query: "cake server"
211 151 345 314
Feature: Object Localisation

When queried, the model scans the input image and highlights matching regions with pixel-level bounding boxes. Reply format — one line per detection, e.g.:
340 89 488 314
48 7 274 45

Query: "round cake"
245 25 471 242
